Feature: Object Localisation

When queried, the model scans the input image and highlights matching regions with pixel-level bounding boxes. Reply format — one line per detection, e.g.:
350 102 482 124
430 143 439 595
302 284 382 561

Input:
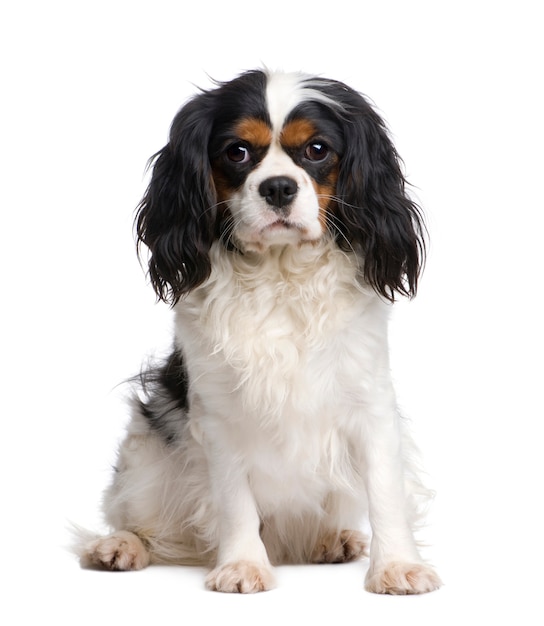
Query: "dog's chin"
236 219 323 253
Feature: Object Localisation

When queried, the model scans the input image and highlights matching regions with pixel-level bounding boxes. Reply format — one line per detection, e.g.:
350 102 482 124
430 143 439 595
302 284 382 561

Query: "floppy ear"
135 94 217 305
334 97 426 301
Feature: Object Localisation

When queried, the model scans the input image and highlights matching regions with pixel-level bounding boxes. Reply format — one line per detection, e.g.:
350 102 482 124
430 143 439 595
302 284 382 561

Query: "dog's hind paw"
311 529 368 563
79 530 151 571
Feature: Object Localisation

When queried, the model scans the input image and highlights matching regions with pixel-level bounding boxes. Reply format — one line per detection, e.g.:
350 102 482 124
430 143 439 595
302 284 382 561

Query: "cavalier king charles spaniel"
76 69 441 594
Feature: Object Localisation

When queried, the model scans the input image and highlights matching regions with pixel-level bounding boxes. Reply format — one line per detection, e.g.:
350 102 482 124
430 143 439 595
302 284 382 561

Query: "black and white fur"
76 70 441 594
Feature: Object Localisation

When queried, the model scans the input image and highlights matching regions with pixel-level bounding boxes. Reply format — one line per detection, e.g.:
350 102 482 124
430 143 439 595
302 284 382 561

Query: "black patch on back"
138 349 189 445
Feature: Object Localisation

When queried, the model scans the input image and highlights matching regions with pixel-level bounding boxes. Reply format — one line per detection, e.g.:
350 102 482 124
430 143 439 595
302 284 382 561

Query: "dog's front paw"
365 561 442 595
205 561 275 593
79 531 150 571
311 529 368 563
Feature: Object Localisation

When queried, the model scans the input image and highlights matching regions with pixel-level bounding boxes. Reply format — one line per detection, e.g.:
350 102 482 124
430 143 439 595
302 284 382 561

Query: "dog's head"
136 69 425 304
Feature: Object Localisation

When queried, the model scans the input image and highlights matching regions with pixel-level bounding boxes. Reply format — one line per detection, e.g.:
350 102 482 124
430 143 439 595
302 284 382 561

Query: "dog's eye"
304 142 329 162
226 143 250 163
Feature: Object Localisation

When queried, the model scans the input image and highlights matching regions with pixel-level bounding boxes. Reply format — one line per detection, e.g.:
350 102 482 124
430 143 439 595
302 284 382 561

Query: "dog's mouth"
264 219 295 230
231 211 323 253
260 218 302 234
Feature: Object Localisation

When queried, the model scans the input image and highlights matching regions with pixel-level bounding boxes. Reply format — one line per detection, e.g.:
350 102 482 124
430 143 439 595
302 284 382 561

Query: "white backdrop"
2 1 542 623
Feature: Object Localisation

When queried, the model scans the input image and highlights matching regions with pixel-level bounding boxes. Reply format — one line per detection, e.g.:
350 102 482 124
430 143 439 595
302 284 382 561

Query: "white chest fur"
177 243 386 405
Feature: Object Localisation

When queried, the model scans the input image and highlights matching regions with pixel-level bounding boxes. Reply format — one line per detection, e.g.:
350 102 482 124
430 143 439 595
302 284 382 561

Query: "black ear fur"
135 94 217 305
332 89 426 301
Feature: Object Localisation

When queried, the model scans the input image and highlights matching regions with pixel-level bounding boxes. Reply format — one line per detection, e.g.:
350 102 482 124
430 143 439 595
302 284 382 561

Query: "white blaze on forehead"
265 71 305 136
265 71 345 137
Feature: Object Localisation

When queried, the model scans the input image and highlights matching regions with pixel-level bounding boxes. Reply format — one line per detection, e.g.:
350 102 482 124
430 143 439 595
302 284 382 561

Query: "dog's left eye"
304 142 329 162
226 143 251 163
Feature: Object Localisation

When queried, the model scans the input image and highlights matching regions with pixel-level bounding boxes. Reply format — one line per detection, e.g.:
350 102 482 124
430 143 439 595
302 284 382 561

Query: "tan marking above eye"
234 118 272 148
280 119 317 148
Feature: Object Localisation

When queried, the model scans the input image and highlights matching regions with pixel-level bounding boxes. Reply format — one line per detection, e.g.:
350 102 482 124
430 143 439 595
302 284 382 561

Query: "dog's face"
209 73 344 252
136 70 425 304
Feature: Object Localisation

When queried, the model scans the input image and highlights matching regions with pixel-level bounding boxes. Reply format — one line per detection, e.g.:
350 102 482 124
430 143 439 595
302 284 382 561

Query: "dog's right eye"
226 143 250 163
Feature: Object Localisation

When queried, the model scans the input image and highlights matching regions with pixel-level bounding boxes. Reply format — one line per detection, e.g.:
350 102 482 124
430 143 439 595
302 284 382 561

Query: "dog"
76 69 441 594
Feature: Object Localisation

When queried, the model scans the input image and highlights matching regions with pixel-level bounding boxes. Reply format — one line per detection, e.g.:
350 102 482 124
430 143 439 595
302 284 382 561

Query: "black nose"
258 176 298 210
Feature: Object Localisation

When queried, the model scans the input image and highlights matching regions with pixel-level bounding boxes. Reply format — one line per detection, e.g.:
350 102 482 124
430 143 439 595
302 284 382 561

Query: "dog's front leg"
204 440 275 593
362 396 441 595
